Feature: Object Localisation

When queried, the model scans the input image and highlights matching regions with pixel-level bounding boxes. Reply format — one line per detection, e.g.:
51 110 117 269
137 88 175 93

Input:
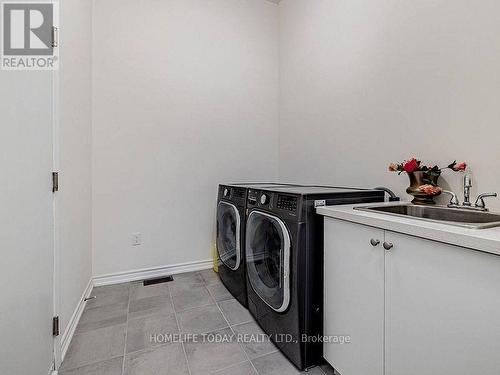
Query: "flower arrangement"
388 158 467 205
389 158 466 181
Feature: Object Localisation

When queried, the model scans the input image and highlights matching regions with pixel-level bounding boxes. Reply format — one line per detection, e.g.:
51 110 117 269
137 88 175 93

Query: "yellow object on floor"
212 243 218 273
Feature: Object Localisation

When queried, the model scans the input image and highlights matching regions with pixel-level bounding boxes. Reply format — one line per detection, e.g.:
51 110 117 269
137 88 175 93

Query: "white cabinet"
385 231 500 375
324 218 500 375
324 218 384 375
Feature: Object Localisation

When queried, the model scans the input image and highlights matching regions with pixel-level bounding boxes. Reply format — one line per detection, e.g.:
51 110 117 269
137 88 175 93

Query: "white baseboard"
93 259 214 287
60 279 94 361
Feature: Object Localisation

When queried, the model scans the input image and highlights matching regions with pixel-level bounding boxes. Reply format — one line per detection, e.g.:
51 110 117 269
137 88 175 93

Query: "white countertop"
317 201 500 257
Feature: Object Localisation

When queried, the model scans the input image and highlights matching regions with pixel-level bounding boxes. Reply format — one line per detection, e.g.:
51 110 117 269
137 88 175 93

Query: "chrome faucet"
474 193 498 211
442 190 460 207
463 174 472 206
442 173 497 211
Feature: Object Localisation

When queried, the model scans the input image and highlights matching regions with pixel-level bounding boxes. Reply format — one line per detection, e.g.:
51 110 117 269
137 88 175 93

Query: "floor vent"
143 275 174 286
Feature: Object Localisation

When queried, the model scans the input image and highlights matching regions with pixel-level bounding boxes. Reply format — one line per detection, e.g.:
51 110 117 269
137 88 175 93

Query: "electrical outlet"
132 233 142 246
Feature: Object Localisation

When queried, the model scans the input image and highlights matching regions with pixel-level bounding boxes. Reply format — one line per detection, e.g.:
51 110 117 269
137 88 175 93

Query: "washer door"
246 210 291 312
217 201 241 271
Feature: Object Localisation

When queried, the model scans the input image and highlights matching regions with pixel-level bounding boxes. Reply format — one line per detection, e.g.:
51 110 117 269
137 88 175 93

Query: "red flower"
403 158 420 173
453 162 467 171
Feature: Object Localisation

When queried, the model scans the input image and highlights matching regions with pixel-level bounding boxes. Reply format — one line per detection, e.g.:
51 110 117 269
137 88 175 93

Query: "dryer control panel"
219 185 246 206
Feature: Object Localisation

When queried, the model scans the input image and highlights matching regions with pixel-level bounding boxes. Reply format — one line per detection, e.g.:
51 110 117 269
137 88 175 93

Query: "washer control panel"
248 190 271 207
260 194 269 205
277 195 297 212
247 190 258 206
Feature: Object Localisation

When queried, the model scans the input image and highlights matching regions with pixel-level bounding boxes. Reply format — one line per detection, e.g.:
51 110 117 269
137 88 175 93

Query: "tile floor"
60 269 336 375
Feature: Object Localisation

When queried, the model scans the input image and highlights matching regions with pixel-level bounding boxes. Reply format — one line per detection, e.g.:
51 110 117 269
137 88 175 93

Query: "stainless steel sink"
355 204 500 229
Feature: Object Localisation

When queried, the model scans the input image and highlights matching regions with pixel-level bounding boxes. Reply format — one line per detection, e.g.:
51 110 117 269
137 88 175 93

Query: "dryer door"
246 210 291 313
217 201 241 270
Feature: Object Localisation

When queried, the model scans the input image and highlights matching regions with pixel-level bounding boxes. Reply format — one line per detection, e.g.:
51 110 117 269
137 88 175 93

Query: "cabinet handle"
383 242 394 250
370 239 380 247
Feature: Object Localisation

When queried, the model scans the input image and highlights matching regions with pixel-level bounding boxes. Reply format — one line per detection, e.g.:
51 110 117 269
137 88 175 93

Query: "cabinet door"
385 231 500 375
324 218 384 375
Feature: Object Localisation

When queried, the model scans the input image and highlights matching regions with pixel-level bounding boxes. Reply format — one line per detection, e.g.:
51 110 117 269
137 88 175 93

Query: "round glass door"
216 201 241 270
246 211 290 312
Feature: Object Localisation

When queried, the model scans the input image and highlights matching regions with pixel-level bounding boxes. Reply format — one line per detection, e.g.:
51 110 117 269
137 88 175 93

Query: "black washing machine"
245 186 384 370
216 183 300 307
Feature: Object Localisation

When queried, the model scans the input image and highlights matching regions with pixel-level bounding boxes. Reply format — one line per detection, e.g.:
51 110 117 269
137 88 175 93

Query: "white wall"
92 0 280 276
58 0 93 342
279 0 500 209
91 0 500 278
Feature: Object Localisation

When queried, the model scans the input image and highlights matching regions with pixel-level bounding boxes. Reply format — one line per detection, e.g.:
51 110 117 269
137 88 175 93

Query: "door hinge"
52 172 59 193
52 316 59 336
52 26 59 48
